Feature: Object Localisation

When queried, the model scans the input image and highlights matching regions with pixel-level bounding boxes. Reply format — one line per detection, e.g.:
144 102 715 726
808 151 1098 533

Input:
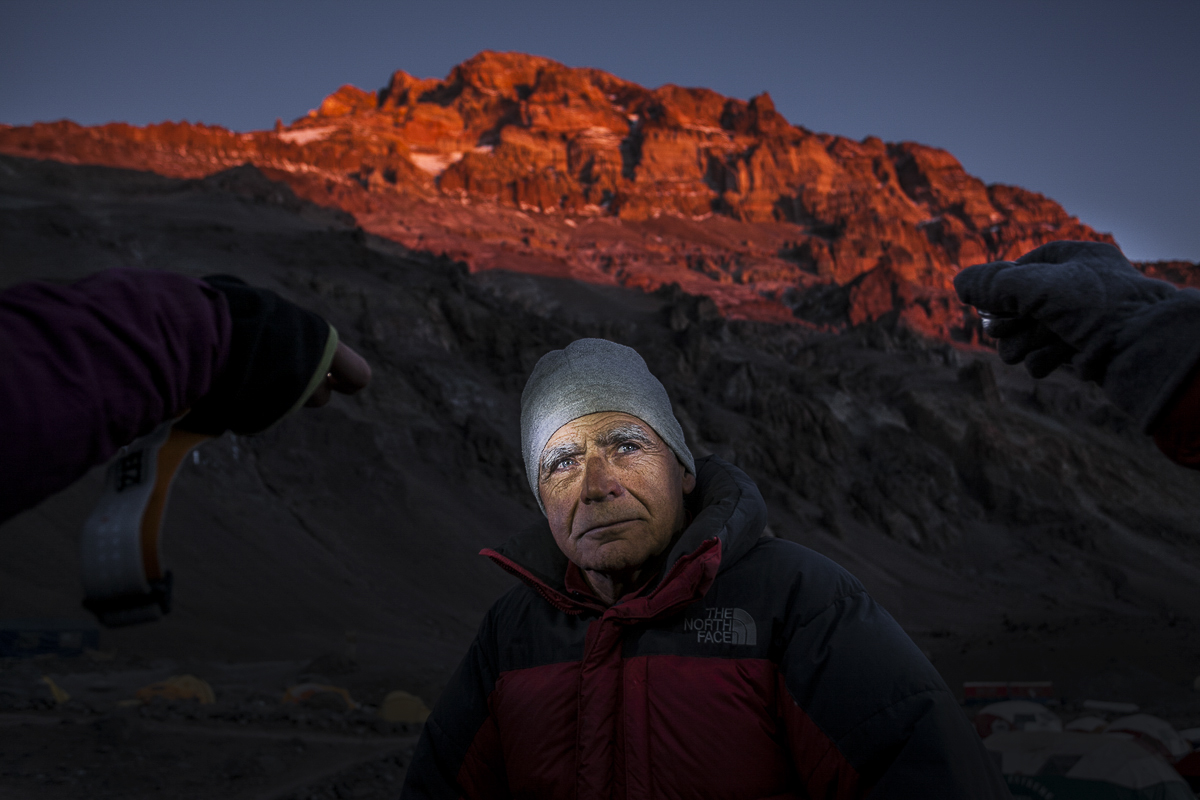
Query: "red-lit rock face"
0 50 1142 337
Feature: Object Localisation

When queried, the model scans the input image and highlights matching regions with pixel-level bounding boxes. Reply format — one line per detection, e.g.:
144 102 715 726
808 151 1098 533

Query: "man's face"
538 412 696 576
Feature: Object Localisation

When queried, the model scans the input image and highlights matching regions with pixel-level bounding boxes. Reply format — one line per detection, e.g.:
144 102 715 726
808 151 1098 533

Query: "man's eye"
551 457 577 473
616 442 640 453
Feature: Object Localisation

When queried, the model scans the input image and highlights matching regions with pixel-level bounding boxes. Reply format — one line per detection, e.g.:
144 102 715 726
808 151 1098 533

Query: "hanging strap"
80 420 210 627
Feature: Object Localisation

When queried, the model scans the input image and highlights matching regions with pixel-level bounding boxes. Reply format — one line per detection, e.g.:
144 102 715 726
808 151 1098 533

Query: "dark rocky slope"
2 154 1200 719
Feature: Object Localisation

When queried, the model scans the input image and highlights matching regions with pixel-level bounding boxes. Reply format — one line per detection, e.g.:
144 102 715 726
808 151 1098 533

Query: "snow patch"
277 126 337 145
409 151 464 175
575 127 621 145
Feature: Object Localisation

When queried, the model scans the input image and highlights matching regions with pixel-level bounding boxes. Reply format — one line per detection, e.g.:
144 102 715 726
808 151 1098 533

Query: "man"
402 338 1009 799
954 240 1200 469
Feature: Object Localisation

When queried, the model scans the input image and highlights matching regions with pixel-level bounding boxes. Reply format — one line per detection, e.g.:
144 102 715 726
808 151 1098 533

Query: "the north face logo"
682 607 757 645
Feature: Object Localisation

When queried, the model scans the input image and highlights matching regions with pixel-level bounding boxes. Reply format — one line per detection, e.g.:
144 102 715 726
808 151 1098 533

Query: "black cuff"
179 275 332 436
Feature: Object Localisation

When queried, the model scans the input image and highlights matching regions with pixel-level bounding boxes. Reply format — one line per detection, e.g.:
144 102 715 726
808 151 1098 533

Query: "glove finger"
1013 240 1128 268
982 315 1030 339
1013 241 1145 287
997 327 1039 364
996 321 1061 365
1024 338 1077 379
954 261 1020 311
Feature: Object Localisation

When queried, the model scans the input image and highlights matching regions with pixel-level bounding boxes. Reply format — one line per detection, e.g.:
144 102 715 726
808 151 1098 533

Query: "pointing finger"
328 342 371 394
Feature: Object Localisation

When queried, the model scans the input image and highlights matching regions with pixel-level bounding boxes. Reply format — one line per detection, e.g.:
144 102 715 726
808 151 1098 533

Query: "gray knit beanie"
521 338 695 514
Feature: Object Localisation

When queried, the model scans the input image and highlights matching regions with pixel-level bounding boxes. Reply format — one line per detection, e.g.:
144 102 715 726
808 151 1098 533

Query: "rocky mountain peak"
0 51 1192 339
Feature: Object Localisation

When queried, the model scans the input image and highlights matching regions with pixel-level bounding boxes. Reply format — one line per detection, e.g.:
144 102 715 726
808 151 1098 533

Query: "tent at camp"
974 700 1063 738
986 731 1193 799
1108 715 1193 762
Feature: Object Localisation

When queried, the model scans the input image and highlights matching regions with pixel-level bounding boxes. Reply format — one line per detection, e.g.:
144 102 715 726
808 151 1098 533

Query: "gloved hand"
178 275 370 435
954 241 1200 431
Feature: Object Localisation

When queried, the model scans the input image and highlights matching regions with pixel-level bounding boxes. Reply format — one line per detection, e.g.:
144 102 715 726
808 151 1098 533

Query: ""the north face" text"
682 607 757 645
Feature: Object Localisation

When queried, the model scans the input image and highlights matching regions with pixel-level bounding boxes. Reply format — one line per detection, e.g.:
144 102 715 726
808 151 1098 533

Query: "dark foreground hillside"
2 155 1199 798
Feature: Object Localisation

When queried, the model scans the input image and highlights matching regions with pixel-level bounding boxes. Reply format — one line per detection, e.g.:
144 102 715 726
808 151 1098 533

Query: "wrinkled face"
538 412 696 576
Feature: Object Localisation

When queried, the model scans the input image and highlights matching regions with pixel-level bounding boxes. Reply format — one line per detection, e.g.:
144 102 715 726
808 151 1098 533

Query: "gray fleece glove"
954 241 1200 431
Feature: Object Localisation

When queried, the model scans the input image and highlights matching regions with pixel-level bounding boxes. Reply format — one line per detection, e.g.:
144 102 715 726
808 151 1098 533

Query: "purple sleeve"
0 268 232 521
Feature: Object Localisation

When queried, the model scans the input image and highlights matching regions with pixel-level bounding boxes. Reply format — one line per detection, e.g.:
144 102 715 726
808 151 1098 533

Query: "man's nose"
581 454 623 503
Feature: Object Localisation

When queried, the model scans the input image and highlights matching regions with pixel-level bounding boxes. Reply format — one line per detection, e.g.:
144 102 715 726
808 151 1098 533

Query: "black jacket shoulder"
726 536 867 616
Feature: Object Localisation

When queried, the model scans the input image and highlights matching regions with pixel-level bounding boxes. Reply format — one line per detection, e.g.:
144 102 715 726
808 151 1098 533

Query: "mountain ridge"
4 50 1174 339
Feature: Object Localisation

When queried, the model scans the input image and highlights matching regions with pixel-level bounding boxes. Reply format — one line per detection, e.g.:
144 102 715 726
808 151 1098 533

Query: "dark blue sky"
3 1 1197 261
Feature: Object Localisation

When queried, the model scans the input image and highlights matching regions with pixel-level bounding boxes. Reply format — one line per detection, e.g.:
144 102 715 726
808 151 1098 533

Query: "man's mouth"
576 519 640 539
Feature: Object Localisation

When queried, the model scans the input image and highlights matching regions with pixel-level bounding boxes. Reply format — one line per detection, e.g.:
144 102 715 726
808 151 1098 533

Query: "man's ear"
682 470 696 495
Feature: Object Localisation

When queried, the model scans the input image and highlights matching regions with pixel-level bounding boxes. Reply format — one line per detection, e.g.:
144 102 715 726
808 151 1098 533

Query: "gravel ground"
0 654 420 800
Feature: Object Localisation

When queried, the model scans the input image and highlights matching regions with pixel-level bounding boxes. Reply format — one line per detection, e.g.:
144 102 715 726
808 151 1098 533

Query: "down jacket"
401 455 1010 799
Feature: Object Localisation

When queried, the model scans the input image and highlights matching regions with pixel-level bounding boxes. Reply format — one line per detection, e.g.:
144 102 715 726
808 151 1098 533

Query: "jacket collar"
659 454 767 581
481 455 767 617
